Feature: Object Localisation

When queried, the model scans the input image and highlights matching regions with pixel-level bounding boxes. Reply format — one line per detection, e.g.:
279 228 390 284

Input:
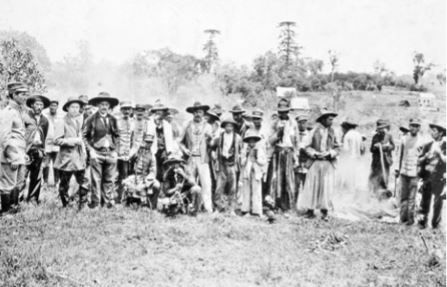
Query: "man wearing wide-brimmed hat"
123 132 160 208
230 104 246 136
42 99 63 187
53 97 87 208
267 104 299 212
210 116 242 213
115 100 137 203
148 101 176 186
417 120 446 229
83 91 120 208
394 118 423 226
24 94 51 203
294 115 310 201
297 108 339 221
206 106 223 194
159 153 202 216
0 82 30 213
240 128 267 217
179 101 213 212
369 118 395 195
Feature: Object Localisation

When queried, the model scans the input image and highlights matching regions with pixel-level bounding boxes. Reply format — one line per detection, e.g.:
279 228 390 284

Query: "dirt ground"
0 189 445 287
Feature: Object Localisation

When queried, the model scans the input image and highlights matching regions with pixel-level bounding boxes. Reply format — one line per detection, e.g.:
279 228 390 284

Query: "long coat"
54 114 87 171
297 123 340 211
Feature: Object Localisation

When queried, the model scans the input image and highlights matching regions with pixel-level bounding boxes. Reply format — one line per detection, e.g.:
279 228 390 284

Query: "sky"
1 0 445 74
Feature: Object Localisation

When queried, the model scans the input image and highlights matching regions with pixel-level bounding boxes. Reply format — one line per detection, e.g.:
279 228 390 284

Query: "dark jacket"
370 131 395 168
418 140 446 182
83 112 119 152
24 110 49 154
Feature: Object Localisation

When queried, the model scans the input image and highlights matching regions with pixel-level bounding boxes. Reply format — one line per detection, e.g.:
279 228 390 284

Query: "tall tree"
328 50 339 82
203 29 220 73
412 52 433 85
278 21 301 69
0 30 51 72
0 39 46 93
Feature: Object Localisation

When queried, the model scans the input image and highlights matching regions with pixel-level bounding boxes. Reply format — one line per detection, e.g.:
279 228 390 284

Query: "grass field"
0 191 445 287
1 87 446 286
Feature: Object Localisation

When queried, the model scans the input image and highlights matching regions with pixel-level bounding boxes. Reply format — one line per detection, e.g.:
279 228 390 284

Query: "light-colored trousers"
187 156 212 212
241 172 263 215
90 151 117 206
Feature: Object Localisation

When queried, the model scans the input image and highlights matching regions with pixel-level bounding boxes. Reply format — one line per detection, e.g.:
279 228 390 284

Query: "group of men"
0 82 445 229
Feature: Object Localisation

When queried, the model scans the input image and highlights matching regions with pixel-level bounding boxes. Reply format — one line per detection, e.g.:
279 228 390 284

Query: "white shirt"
222 132 234 158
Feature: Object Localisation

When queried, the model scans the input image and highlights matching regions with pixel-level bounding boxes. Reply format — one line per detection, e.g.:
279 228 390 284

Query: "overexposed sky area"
1 0 445 74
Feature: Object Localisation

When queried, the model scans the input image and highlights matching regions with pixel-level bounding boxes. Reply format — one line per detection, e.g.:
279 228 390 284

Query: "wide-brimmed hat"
206 107 221 122
376 119 390 129
230 104 245 114
221 116 238 128
429 121 446 133
79 95 89 104
88 92 119 108
134 104 146 111
26 94 51 109
213 104 224 116
243 129 261 143
186 101 210 113
296 115 308 122
409 118 422 126
163 154 185 166
63 96 85 112
341 117 358 128
277 107 290 113
316 108 338 122
120 101 134 109
399 126 409 133
151 101 169 113
250 109 264 119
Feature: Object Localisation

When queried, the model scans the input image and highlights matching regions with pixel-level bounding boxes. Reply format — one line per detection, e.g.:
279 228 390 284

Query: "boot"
321 209 329 221
1 193 11 214
304 209 316 219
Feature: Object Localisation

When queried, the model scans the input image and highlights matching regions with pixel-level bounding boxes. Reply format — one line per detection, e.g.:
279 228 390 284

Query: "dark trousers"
27 156 44 203
116 159 130 203
399 175 418 224
58 170 85 207
43 152 59 184
419 178 444 228
214 163 237 212
155 149 167 182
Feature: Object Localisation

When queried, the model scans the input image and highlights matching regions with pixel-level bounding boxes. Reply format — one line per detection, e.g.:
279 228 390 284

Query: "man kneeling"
159 155 202 216
123 133 160 208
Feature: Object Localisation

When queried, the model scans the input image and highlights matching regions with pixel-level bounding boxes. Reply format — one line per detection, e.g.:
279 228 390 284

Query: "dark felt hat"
26 94 51 109
316 108 338 122
163 154 185 166
88 92 119 108
63 96 85 112
230 104 245 114
243 129 262 143
220 116 238 128
186 101 210 113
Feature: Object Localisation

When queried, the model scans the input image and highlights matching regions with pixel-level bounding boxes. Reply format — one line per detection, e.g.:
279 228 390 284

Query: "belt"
95 147 113 153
